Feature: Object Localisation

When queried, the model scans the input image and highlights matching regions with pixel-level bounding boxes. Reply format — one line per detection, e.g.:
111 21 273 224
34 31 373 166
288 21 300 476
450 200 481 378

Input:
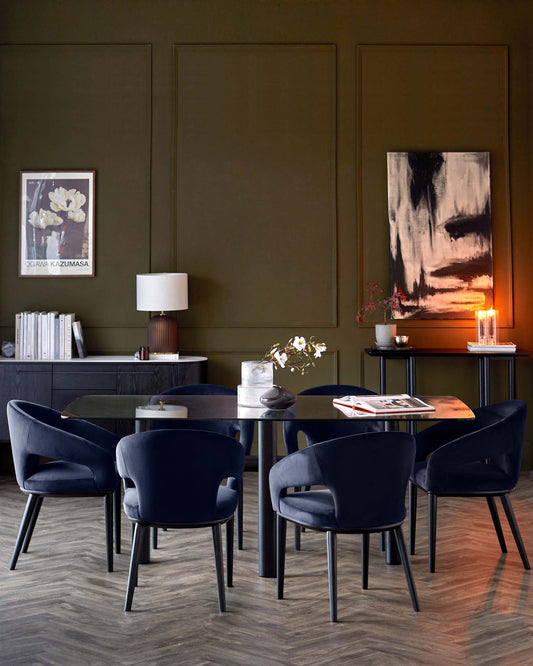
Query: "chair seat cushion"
412 461 515 494
123 484 239 524
279 489 336 529
23 461 104 493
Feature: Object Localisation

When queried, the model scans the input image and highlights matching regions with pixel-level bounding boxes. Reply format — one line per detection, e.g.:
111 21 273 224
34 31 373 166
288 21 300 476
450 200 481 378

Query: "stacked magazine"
332 394 435 415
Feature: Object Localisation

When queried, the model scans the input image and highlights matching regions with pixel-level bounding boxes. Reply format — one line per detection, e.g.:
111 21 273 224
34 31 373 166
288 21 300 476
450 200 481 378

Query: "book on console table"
333 394 435 415
467 342 516 353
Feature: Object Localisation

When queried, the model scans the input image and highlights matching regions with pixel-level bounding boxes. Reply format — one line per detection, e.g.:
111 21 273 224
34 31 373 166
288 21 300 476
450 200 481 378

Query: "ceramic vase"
375 323 397 348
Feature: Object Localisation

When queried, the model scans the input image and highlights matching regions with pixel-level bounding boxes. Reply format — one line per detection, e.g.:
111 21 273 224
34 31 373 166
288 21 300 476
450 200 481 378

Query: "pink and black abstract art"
387 151 493 319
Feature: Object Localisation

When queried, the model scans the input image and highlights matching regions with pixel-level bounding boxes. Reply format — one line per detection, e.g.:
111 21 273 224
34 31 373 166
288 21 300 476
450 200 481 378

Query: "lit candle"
486 308 498 345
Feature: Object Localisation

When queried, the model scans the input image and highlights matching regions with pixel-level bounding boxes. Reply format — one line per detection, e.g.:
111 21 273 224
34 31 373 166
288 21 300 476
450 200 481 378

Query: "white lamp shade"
136 273 188 312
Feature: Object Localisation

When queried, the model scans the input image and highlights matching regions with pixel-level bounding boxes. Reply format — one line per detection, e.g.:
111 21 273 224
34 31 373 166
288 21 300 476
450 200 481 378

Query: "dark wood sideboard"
0 355 207 470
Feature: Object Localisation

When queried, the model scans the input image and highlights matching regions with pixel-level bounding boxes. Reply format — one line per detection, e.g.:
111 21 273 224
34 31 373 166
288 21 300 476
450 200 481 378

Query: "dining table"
62 393 475 577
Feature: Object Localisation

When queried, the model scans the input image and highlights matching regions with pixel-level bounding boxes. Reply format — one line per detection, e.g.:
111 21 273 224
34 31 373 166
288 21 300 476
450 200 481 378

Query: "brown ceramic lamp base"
147 313 178 354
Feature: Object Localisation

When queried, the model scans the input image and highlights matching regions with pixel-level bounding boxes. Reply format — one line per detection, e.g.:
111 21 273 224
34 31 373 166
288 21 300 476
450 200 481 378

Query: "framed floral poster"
19 170 95 277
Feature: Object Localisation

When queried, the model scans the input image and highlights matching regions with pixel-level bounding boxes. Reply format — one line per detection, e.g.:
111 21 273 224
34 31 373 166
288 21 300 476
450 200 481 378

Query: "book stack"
14 312 82 360
467 341 516 353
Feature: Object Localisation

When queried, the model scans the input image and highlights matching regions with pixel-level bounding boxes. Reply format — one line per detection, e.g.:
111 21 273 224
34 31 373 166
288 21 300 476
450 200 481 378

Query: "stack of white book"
15 311 76 360
467 341 516 353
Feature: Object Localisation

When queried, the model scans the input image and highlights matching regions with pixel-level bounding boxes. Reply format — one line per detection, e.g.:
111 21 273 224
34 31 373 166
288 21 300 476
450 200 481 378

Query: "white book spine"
54 318 60 359
32 312 39 360
15 313 21 359
25 312 32 359
59 314 65 360
65 313 75 360
37 313 42 359
48 312 58 360
41 313 49 360
21 313 26 359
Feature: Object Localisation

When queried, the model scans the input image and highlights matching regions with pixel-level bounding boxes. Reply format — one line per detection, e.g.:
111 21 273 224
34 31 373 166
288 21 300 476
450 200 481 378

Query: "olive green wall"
1 1 532 460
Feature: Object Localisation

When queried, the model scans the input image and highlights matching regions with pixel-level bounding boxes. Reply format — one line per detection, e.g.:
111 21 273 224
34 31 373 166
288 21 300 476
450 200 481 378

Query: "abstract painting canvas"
387 152 493 319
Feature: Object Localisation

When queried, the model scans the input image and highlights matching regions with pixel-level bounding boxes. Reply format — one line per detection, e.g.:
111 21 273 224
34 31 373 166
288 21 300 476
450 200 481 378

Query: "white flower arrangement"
28 187 86 228
262 335 327 375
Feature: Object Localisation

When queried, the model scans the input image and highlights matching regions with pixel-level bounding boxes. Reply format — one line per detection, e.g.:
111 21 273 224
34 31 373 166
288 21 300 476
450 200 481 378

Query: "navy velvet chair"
283 384 384 549
270 431 419 621
409 399 530 573
116 428 245 612
150 384 253 550
7 399 120 572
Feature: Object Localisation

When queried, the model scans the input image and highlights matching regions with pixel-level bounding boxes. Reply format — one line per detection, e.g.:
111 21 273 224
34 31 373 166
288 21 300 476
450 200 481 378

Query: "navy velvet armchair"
409 399 530 573
7 399 120 572
270 431 419 621
116 428 245 612
150 383 253 550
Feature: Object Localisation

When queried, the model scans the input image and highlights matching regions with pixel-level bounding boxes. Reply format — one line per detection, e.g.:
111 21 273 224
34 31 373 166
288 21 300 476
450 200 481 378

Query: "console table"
365 347 530 407
0 355 207 442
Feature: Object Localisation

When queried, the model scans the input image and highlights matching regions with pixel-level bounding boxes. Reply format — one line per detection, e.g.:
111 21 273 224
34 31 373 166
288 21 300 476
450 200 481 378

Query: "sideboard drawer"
53 367 117 391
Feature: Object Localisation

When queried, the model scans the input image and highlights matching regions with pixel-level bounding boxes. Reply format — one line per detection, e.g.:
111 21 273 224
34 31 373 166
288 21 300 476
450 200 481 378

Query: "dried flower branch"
262 335 327 375
356 281 406 324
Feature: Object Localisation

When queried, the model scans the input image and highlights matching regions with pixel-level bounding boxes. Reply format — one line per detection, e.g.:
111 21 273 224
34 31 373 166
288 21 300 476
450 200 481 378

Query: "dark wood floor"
1 471 532 665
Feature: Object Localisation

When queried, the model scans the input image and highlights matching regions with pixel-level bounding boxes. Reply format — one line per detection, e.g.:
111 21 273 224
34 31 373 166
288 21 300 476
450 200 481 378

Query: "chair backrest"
7 399 118 491
116 429 245 524
150 384 254 454
423 399 527 491
283 384 384 455
272 431 416 530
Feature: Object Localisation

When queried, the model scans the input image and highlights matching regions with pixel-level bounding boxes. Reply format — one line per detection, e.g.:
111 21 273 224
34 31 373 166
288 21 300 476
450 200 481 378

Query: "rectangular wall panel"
175 45 337 327
357 45 511 327
0 44 151 329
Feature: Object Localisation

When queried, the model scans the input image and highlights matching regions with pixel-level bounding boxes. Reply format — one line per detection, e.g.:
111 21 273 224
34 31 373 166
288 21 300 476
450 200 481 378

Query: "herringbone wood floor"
1 471 532 665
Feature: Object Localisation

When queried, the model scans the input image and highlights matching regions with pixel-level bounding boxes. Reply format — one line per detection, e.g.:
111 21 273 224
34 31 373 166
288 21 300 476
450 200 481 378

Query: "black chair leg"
428 492 437 573
294 524 302 551
361 533 369 590
486 496 507 553
500 494 530 570
152 526 158 549
226 516 234 588
237 482 244 550
277 515 287 600
22 495 43 553
104 493 114 573
327 531 337 622
409 480 417 555
394 526 420 612
10 494 40 570
212 523 226 612
125 523 144 611
114 485 121 554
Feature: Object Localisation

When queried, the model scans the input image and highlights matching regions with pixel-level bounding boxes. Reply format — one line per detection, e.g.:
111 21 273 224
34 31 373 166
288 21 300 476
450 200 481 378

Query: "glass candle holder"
476 309 498 345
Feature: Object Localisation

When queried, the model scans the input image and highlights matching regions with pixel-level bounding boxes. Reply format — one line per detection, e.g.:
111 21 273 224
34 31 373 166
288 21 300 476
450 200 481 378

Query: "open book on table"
332 394 435 415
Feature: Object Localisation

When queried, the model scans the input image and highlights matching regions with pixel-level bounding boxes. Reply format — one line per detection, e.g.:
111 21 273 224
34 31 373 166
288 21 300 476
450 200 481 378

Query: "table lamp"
136 273 188 354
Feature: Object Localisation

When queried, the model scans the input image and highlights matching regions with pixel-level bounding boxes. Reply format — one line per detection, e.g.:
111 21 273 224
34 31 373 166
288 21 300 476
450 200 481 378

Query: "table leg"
258 420 277 577
483 356 490 406
509 357 516 399
385 530 401 565
478 357 485 407
380 357 386 394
